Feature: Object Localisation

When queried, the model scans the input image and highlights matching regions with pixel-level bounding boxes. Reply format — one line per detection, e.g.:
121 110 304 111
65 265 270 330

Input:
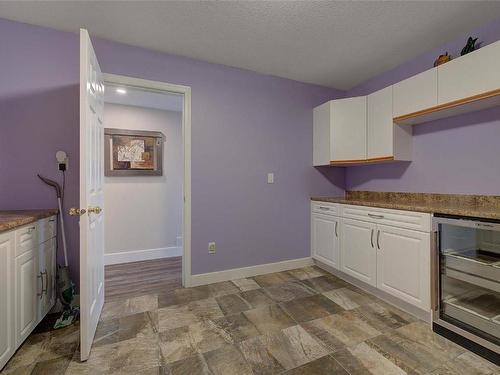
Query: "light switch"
267 173 274 184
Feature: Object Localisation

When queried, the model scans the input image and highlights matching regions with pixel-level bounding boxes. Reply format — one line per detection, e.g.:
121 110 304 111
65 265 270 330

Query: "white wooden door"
367 86 393 159
341 218 377 286
79 29 105 361
393 68 437 117
376 225 430 310
311 214 340 269
331 97 367 162
0 232 15 369
15 250 37 346
438 40 500 104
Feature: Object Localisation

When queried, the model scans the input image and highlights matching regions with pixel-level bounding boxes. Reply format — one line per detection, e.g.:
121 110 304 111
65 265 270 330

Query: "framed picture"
104 128 165 176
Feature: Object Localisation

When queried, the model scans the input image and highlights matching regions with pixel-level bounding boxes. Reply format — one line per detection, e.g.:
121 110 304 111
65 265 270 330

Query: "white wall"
103 103 183 264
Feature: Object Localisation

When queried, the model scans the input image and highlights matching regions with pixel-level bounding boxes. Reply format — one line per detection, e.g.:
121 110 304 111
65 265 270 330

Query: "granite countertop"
0 209 59 233
311 191 500 220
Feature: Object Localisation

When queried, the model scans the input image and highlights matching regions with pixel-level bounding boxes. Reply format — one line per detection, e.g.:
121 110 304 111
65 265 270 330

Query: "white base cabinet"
0 216 57 370
0 232 15 369
376 224 430 311
312 202 432 312
341 218 377 287
311 213 340 269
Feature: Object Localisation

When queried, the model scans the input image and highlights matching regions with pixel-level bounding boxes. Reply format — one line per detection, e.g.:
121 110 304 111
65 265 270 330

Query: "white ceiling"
104 84 183 112
1 1 500 90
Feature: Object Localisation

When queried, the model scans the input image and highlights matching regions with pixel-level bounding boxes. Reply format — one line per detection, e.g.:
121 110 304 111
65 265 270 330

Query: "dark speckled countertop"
0 209 58 233
311 191 500 220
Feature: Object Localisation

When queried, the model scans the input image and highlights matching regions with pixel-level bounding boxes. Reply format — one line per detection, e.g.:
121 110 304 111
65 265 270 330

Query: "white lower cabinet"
1 216 57 370
341 218 377 287
376 225 430 310
311 213 340 269
15 249 37 346
0 232 15 370
312 203 432 312
38 238 57 321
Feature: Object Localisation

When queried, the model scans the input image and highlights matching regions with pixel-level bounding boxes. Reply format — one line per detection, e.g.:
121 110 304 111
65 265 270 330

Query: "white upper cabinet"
313 101 332 166
438 40 500 104
367 86 393 159
330 96 367 162
393 68 438 118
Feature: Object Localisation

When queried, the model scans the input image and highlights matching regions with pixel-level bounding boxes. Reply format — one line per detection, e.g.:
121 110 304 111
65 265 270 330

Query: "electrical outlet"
267 173 274 184
208 242 216 254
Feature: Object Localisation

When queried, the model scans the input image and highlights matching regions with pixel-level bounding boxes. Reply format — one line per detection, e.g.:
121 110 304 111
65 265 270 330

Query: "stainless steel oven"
432 214 500 365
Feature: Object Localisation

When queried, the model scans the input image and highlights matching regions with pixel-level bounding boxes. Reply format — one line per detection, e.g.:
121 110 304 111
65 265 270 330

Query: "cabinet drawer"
15 224 38 257
38 216 57 244
341 204 431 232
311 201 339 216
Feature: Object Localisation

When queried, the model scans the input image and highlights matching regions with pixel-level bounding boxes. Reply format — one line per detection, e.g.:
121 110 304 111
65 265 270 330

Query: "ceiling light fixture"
116 88 127 95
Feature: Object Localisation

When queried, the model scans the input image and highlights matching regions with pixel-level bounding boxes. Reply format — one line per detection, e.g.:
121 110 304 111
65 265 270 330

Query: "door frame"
102 73 192 287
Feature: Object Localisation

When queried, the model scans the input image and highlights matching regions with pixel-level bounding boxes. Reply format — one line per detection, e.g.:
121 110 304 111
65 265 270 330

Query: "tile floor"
2 265 499 375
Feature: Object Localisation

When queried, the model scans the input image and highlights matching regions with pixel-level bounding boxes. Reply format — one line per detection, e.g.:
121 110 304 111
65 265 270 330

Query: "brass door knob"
88 206 102 214
69 208 86 216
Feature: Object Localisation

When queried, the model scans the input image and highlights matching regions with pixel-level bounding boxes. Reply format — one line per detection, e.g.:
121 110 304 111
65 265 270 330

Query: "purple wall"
0 21 81 283
345 17 500 195
0 19 344 280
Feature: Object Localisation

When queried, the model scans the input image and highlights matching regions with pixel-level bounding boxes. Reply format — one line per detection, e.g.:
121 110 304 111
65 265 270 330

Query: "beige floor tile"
323 287 372 310
243 304 296 334
253 272 297 287
287 266 327 281
203 344 254 375
334 342 407 375
259 325 330 370
100 294 158 321
302 310 381 351
231 278 261 292
263 282 315 303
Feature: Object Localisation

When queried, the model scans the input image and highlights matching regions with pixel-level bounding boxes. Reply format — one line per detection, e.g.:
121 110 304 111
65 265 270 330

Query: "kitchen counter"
0 209 58 233
311 191 500 220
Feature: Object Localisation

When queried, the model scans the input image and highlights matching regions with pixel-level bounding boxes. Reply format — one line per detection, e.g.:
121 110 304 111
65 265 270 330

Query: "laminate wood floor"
104 257 182 300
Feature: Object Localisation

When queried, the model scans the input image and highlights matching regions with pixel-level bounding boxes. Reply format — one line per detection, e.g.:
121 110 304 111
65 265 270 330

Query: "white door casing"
79 28 105 361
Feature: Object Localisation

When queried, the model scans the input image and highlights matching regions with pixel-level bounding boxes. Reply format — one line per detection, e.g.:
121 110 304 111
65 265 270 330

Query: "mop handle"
58 198 69 267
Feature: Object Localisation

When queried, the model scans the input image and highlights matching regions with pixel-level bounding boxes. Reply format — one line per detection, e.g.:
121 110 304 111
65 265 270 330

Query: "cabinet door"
376 225 430 310
438 41 500 104
393 69 437 117
0 232 15 369
331 97 367 162
37 239 56 321
341 218 377 286
15 250 37 345
367 86 393 159
313 101 332 166
311 214 340 269
46 238 57 310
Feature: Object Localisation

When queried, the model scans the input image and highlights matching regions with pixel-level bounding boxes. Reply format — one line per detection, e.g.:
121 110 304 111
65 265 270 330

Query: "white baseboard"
190 257 313 287
104 246 182 265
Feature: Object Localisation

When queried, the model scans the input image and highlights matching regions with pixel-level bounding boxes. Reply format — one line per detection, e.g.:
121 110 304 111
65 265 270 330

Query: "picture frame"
104 128 165 176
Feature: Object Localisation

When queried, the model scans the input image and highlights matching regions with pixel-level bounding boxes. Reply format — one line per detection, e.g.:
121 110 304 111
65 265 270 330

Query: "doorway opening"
102 74 192 298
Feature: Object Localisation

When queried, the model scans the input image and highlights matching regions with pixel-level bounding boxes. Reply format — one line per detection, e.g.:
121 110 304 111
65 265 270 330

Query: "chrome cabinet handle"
319 206 330 211
42 270 48 295
27 226 36 233
370 229 374 248
37 273 43 298
377 230 381 249
335 221 338 237
368 213 384 219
